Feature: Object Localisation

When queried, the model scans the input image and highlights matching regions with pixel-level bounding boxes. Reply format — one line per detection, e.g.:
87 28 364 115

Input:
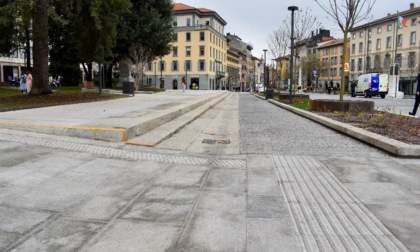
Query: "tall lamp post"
160 56 163 89
288 6 298 103
263 49 267 93
154 62 157 88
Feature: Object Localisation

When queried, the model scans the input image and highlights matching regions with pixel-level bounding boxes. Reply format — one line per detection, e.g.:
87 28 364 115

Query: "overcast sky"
175 0 416 61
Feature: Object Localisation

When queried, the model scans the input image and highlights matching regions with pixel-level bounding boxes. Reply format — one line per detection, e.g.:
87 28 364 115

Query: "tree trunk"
25 28 31 69
106 64 113 88
31 0 52 95
340 30 349 101
82 63 93 81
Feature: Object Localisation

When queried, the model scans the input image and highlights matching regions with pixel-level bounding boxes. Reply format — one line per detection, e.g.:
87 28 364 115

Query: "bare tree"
124 44 152 90
314 0 376 100
267 25 289 87
268 8 321 90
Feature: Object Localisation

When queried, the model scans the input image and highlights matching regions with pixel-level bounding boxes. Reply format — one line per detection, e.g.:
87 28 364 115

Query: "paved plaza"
0 91 419 251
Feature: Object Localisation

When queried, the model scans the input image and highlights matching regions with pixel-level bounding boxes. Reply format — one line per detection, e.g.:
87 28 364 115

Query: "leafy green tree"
0 0 32 68
111 0 173 86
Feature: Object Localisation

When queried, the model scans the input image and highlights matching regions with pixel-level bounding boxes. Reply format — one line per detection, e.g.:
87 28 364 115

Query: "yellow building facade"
145 3 227 90
317 39 350 88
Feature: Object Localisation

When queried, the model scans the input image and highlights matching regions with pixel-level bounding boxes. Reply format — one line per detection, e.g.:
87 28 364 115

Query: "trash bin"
265 89 274 100
123 81 134 96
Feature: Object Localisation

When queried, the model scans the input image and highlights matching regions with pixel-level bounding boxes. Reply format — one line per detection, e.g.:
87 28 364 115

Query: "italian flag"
397 16 407 28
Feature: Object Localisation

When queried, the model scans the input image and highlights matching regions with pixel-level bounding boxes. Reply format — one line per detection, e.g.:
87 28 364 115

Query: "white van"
354 73 389 99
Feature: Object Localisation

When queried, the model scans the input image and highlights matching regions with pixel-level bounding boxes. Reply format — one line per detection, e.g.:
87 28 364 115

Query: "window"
367 41 371 51
186 32 191 41
387 24 392 31
186 18 191 26
374 55 381 69
325 48 329 56
368 29 372 38
377 27 382 34
200 32 205 41
411 18 417 26
172 61 178 71
210 60 212 71
365 56 371 71
396 53 402 66
357 58 363 71
185 60 191 71
410 32 416 45
173 18 177 27
147 62 152 71
199 60 205 71
376 39 381 50
172 47 178 57
173 33 178 42
397 34 402 46
359 42 363 53
408 52 416 68
351 44 355 54
359 31 363 38
199 46 205 56
352 33 356 39
386 37 391 48
159 60 165 71
186 46 191 56
384 54 391 69
350 59 355 71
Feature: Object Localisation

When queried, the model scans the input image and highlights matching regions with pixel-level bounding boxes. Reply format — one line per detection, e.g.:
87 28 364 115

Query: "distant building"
226 33 253 91
349 3 420 96
317 38 350 88
296 29 334 87
0 49 30 84
145 3 228 90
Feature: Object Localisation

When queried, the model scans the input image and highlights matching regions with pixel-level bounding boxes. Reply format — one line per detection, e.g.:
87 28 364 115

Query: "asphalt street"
0 91 419 251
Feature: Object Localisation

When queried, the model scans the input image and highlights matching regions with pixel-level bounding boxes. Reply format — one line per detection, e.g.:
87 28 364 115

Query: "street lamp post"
288 6 298 103
154 62 157 88
160 56 163 89
263 49 267 93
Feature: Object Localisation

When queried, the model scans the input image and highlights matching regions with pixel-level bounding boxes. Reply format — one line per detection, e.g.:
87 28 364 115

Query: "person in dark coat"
409 73 420 116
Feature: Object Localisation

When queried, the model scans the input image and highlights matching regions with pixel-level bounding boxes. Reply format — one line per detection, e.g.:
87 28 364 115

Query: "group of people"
17 69 32 93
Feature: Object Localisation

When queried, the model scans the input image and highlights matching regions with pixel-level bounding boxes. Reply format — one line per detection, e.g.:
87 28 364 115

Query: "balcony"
217 71 225 78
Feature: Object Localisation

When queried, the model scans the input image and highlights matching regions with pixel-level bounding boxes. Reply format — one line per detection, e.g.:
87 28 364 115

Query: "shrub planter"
309 99 374 113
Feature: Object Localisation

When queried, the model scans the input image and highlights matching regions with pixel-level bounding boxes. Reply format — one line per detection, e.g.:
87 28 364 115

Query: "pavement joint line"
272 155 409 251
0 121 127 141
262 96 420 157
0 130 210 166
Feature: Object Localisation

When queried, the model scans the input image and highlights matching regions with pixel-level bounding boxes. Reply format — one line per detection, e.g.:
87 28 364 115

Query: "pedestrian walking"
19 70 27 93
181 76 186 93
409 72 420 116
26 68 33 93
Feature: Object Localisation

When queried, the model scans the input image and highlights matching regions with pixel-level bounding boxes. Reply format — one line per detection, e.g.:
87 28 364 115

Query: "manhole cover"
202 139 231 144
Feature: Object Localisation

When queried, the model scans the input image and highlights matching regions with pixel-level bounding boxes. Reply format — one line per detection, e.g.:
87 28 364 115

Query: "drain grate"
202 139 231 144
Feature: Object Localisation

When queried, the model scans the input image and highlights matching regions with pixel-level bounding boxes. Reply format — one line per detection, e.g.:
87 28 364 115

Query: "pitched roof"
173 3 214 13
173 3 226 25
173 3 195 11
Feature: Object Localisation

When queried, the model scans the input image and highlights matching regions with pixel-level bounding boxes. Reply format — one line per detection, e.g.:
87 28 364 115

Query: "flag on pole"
397 16 407 28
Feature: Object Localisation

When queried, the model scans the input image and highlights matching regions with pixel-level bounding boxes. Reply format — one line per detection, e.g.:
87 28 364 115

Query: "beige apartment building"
145 3 228 90
349 3 420 95
317 39 350 89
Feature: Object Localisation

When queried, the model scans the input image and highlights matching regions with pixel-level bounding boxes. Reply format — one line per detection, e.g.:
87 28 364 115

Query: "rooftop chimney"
410 3 415 9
